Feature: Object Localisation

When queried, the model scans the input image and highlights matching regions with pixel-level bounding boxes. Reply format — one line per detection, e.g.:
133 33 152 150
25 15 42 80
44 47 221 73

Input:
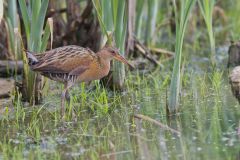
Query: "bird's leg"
65 89 71 104
61 83 67 117
61 81 73 117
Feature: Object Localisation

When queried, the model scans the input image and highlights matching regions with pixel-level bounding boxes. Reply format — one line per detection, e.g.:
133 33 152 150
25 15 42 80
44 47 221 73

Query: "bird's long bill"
114 54 134 69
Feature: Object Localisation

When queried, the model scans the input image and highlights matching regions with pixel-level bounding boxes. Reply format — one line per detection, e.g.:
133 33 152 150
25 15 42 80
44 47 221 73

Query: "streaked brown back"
32 45 97 74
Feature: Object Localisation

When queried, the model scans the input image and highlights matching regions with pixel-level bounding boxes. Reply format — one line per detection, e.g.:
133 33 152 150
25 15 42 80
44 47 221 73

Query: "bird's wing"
32 45 97 74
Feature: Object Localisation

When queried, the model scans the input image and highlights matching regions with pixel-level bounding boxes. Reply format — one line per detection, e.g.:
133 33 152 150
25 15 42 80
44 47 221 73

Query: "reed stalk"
198 0 216 66
145 0 158 46
92 0 127 89
135 0 144 38
5 0 20 59
18 0 50 104
168 0 196 113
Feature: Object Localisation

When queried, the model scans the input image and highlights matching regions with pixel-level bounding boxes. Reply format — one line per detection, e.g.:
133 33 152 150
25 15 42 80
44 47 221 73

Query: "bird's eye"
110 50 116 54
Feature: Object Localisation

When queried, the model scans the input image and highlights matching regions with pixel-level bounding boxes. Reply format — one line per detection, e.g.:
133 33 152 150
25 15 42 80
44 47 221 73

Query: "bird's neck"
98 55 110 69
95 55 110 78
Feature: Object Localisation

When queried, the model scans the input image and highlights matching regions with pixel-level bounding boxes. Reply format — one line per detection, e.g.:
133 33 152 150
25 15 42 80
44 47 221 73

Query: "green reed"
92 0 127 89
18 0 51 104
168 0 196 113
198 0 216 66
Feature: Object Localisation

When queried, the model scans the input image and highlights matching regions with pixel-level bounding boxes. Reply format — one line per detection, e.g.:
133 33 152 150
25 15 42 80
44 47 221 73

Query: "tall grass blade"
41 18 53 51
126 0 136 53
135 0 144 38
168 0 196 113
5 0 20 58
198 0 215 66
92 0 109 40
92 0 127 88
6 18 15 57
18 0 50 104
30 0 49 51
101 0 113 30
18 0 30 44
145 0 158 46
111 0 118 26
8 0 18 28
112 0 127 88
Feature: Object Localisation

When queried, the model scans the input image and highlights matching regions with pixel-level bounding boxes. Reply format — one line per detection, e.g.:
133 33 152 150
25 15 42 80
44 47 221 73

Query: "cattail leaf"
31 0 49 51
93 0 127 88
168 0 196 113
41 17 53 51
135 0 144 38
18 0 30 44
198 0 215 65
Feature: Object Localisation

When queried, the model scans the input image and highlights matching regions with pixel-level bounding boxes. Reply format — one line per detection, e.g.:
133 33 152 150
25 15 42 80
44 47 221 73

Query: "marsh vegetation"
0 0 240 159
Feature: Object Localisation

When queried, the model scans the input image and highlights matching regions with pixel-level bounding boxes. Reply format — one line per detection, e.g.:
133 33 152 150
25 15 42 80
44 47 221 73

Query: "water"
0 46 240 159
0 66 239 160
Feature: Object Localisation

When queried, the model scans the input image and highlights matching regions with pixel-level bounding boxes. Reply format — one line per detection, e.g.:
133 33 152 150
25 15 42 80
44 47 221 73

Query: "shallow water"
0 44 239 159
0 64 239 160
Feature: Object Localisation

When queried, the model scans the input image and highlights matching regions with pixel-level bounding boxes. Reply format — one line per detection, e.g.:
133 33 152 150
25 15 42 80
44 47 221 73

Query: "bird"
25 45 133 116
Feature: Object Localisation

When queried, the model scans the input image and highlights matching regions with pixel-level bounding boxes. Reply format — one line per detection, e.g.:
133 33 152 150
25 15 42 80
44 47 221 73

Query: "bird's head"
99 47 134 68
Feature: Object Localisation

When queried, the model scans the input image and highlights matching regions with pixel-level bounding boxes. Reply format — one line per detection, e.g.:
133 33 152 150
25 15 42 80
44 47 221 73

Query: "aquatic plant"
198 0 216 66
92 0 127 89
18 0 51 104
168 0 196 113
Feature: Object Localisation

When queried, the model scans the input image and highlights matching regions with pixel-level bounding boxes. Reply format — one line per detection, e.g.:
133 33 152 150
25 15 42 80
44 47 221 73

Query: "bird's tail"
23 49 39 66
